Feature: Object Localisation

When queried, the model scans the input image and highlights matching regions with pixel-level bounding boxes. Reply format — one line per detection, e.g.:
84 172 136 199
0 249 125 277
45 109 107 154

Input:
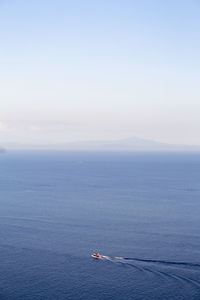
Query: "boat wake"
120 257 200 268
102 256 200 269
99 255 200 289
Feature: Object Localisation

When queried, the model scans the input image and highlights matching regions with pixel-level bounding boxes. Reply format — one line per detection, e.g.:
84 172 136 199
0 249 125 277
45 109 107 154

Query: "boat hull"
91 254 103 259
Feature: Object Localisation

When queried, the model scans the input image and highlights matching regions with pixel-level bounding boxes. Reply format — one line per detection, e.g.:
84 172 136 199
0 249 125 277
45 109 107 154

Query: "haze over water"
1 151 200 299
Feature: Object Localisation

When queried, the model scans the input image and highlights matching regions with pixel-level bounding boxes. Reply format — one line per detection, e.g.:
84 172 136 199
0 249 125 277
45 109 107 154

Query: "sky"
0 0 200 147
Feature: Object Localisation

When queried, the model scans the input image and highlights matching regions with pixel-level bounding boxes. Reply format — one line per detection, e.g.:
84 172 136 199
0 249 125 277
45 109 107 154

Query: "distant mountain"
0 147 6 153
4 137 200 151
58 137 200 151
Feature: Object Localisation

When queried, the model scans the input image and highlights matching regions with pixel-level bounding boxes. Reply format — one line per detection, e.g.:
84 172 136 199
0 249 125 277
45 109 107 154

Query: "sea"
1 151 200 300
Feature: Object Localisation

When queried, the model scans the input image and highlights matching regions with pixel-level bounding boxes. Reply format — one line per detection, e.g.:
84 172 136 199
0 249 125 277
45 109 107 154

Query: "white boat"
91 253 103 259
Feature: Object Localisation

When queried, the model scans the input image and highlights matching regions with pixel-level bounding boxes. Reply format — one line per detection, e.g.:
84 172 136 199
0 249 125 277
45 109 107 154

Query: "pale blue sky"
0 0 200 146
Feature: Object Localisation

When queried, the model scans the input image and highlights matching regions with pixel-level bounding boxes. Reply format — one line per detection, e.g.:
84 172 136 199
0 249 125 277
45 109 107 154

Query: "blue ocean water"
1 151 200 300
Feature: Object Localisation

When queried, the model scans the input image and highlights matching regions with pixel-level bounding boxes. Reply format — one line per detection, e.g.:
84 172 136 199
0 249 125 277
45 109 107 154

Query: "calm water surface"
1 151 200 299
